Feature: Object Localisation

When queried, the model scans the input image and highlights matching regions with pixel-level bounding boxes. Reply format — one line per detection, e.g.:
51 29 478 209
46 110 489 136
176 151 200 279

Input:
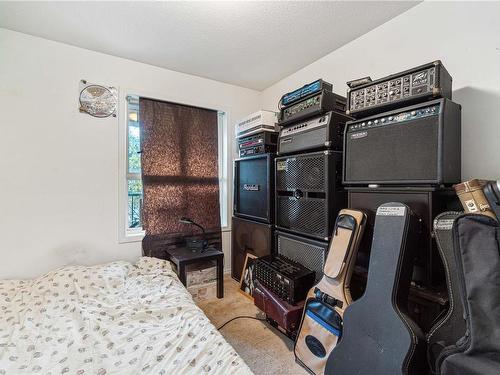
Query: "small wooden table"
166 247 224 298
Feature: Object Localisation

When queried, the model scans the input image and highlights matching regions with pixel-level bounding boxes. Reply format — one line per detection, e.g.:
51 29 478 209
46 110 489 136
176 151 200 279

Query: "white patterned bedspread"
0 257 252 375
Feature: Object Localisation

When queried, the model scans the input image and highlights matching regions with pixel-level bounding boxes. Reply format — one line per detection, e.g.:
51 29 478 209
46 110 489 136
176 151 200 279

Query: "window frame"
118 89 231 243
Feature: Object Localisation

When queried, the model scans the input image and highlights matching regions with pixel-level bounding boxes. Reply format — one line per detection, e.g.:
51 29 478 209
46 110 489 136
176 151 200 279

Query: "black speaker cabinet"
344 98 461 185
231 216 273 281
234 153 275 223
348 186 461 287
275 230 329 283
275 150 346 241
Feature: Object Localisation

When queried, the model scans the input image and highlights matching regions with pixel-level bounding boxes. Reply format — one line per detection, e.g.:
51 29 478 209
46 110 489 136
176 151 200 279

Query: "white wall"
2 1 500 279
261 1 500 181
0 28 260 279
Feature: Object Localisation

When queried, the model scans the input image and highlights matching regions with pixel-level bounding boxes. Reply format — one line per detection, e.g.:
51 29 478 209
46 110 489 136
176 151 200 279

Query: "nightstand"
166 247 224 298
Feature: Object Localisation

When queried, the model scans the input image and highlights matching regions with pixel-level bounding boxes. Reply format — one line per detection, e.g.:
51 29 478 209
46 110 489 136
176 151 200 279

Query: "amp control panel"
347 103 441 133
347 61 452 118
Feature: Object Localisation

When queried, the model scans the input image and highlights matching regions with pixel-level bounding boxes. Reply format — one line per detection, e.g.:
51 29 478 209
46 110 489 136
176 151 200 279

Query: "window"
120 93 229 242
126 96 143 233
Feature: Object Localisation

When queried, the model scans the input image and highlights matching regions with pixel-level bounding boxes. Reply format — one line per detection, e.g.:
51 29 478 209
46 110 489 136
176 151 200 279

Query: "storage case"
253 279 305 339
187 281 217 302
453 179 496 219
185 261 216 287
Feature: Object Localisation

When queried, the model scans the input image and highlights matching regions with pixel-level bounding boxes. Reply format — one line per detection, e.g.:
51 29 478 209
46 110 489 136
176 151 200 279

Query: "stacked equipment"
232 111 279 281
251 79 351 338
274 80 349 282
343 61 462 289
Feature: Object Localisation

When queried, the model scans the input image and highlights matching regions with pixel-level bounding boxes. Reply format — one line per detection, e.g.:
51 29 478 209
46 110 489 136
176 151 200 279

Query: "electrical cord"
217 316 267 330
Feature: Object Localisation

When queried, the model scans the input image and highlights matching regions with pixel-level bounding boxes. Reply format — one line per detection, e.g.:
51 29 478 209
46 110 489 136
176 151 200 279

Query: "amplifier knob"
411 111 417 116
374 120 379 124
389 116 393 121
381 118 386 123
368 121 372 125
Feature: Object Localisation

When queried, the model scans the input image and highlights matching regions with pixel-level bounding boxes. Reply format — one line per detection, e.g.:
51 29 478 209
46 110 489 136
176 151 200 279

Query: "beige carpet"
197 274 308 375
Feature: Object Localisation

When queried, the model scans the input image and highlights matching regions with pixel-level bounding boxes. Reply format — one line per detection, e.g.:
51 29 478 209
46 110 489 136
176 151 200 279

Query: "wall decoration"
239 253 257 300
79 79 118 118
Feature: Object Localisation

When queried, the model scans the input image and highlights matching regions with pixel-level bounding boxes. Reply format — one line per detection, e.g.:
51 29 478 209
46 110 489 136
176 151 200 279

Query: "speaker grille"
232 216 273 281
276 152 326 192
345 117 439 183
276 231 328 282
234 155 272 222
277 197 327 238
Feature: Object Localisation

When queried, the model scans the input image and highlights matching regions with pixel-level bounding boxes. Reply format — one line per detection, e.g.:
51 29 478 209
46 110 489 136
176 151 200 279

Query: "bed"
0 257 252 374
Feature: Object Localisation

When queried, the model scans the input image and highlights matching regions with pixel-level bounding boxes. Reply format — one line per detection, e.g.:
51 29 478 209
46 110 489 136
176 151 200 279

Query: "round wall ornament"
79 80 118 118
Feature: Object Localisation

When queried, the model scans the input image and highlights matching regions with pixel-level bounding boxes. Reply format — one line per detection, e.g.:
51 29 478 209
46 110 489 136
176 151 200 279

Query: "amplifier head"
347 60 452 117
278 111 349 155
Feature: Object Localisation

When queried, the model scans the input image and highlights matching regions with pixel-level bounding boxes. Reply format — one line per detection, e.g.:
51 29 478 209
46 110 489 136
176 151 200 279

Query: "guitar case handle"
323 214 356 279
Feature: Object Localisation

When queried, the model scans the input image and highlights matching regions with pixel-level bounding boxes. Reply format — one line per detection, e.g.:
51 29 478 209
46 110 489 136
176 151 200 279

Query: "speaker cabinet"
275 231 328 283
231 216 273 281
348 186 461 287
234 154 274 223
275 150 346 241
344 98 461 185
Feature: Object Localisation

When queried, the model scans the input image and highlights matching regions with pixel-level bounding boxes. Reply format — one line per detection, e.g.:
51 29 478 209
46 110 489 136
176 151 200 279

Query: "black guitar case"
437 214 500 375
427 212 467 373
325 202 425 375
483 180 500 221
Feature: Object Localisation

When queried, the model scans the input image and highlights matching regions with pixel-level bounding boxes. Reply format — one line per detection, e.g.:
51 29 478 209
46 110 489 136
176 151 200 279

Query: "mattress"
0 257 252 374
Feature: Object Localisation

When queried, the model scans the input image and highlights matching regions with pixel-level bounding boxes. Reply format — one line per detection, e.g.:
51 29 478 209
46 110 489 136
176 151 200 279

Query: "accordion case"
294 209 366 375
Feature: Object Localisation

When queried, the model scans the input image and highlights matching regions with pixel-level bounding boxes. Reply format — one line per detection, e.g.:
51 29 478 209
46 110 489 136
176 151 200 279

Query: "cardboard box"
188 281 217 302
185 261 217 287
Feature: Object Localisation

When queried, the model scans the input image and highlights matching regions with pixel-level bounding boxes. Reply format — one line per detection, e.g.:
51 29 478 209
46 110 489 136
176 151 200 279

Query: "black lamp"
179 217 208 252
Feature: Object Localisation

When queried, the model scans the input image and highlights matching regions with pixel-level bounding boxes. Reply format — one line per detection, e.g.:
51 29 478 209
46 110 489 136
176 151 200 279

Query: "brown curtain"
140 98 220 236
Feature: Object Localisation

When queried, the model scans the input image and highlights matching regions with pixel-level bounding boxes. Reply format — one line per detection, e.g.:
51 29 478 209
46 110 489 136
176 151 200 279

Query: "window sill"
120 227 231 244
119 230 145 244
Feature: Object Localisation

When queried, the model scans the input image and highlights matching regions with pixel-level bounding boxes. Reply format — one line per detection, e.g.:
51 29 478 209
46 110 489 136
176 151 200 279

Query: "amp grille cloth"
277 233 327 282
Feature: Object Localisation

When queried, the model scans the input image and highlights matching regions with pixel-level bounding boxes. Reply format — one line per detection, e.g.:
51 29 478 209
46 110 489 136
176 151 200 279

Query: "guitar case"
253 279 305 339
294 209 366 375
326 203 425 375
437 214 500 375
483 180 500 221
427 212 467 374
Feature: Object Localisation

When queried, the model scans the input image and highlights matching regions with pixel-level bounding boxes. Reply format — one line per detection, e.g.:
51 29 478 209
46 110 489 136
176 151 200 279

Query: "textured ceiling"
0 1 420 90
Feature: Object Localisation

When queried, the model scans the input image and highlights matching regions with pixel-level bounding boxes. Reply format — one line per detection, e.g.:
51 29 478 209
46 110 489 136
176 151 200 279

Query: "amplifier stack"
232 111 279 281
344 60 461 288
232 79 350 332
232 61 461 344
